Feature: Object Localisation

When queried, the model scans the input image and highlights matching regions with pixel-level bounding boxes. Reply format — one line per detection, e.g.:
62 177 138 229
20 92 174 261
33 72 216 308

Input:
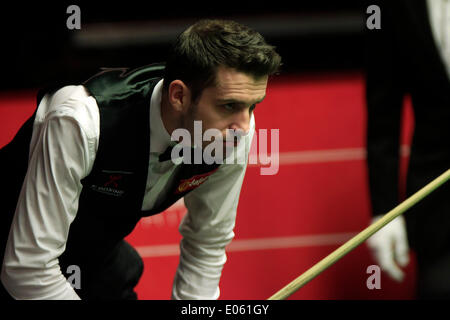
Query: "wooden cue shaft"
268 168 450 300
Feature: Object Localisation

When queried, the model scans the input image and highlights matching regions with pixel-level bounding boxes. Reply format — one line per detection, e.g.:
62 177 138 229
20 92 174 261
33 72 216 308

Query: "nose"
229 109 251 136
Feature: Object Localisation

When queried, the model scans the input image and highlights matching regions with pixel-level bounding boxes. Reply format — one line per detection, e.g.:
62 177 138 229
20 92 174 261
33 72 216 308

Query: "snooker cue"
268 168 450 300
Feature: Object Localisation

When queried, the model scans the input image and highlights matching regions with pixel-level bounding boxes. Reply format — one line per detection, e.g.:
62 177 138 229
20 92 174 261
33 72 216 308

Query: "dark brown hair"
163 19 282 102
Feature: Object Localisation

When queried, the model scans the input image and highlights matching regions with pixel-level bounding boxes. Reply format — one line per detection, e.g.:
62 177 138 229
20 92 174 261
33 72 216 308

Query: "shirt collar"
150 79 175 154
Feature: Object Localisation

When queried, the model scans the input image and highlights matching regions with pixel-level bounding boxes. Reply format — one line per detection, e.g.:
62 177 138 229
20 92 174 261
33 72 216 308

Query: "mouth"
224 139 239 148
224 129 247 147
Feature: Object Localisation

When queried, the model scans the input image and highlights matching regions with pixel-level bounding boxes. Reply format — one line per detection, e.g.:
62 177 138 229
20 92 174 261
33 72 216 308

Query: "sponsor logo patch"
89 170 133 197
175 169 218 194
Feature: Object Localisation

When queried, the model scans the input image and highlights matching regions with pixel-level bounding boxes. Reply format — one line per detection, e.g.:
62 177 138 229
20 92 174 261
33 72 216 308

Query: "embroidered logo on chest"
89 170 134 197
175 169 218 194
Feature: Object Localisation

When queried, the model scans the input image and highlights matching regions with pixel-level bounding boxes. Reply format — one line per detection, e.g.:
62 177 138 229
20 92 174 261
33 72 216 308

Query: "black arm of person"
365 0 408 216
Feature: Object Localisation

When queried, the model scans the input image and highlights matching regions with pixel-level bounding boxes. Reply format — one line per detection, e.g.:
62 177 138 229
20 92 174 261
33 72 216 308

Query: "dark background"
0 0 368 91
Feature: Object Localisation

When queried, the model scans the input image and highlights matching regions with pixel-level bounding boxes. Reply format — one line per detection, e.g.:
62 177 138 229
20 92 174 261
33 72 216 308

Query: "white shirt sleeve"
171 116 255 300
1 86 98 299
426 0 450 80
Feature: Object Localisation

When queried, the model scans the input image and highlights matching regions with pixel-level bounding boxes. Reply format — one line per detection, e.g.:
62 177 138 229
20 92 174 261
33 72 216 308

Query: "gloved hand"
366 215 410 282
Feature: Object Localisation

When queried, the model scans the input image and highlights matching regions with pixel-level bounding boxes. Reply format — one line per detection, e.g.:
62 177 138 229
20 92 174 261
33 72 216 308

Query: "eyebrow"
217 95 266 105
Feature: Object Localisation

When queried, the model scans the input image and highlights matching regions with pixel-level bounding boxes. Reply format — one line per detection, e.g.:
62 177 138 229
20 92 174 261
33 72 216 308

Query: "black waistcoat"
1 63 221 297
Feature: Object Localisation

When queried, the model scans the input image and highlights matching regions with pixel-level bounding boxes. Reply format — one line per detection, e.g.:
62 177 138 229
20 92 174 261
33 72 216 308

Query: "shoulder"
35 85 100 139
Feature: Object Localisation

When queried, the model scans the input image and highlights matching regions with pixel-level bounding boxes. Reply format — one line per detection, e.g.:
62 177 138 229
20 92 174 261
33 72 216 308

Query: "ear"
168 80 191 112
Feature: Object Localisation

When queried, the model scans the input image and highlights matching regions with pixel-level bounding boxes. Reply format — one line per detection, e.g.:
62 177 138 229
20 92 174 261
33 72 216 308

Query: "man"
0 19 281 300
365 0 450 298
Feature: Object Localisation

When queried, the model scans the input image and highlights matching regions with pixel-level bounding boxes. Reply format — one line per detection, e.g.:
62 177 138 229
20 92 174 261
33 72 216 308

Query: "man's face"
183 66 268 149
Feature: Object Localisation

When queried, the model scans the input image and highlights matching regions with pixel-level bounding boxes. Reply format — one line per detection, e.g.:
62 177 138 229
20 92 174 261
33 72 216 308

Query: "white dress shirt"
1 79 255 300
427 0 450 79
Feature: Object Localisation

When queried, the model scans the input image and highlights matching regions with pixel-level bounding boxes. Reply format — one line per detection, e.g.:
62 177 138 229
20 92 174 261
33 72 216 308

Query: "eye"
221 103 256 113
223 103 236 111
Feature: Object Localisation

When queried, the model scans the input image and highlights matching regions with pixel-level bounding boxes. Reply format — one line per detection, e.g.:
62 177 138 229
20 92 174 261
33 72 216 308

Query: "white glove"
366 215 410 282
